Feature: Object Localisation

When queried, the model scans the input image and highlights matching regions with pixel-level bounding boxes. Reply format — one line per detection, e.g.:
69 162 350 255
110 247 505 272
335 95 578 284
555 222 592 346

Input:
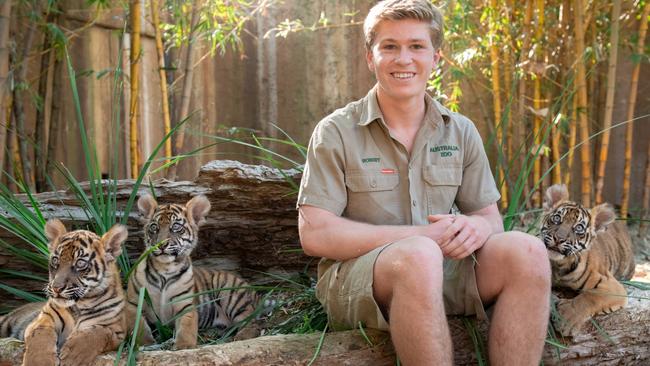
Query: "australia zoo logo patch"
430 145 460 157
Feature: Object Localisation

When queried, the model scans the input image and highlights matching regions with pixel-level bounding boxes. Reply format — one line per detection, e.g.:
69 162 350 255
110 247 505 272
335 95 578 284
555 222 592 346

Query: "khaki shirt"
297 86 500 226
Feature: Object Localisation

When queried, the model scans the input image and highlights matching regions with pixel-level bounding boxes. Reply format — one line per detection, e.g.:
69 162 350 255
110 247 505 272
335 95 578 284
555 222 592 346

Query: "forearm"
466 203 504 236
299 206 424 261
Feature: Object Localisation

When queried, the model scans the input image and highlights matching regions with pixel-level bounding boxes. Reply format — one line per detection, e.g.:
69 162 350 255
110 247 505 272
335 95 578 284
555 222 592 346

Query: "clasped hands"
422 214 491 259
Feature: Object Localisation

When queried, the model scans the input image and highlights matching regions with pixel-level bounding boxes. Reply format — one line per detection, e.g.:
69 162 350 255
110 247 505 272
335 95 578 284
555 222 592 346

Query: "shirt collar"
358 84 451 127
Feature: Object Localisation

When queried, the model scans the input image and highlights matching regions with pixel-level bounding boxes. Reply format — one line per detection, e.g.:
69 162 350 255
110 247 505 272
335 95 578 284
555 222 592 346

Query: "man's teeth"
393 72 414 79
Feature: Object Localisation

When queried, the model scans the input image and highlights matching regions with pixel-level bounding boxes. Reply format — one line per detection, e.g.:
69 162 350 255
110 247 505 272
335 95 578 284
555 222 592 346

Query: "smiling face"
366 19 439 104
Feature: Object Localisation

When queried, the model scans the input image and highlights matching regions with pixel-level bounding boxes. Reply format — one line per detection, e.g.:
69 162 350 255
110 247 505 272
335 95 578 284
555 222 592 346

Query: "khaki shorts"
315 240 487 331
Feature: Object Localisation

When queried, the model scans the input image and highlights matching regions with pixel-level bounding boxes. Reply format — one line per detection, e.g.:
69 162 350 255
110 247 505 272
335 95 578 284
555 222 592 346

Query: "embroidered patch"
430 145 460 157
381 168 396 174
362 157 380 164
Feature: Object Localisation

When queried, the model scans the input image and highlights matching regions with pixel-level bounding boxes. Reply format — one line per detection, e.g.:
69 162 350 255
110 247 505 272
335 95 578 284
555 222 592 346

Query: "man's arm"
299 205 455 261
429 202 503 259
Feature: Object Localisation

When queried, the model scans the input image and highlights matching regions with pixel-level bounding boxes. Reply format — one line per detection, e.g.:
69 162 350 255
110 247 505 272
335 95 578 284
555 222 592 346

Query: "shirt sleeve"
296 119 348 216
454 116 501 213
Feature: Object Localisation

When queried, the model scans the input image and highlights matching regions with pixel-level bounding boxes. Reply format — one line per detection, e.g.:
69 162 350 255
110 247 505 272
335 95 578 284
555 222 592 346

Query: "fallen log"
1 160 649 364
0 160 307 306
1 287 648 365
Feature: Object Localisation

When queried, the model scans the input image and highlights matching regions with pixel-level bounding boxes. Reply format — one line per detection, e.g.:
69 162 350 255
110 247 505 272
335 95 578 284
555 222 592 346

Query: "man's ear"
45 219 67 252
186 195 211 226
366 48 375 73
591 204 616 233
102 224 128 262
137 194 158 221
543 184 569 210
433 48 441 67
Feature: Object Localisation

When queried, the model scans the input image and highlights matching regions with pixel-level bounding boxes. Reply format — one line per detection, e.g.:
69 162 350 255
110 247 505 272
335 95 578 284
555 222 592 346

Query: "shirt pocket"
423 164 462 215
344 169 400 224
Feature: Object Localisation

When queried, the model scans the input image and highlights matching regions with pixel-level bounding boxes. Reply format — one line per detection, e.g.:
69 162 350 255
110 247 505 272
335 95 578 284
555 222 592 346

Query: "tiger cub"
17 220 128 366
126 194 260 349
541 184 635 336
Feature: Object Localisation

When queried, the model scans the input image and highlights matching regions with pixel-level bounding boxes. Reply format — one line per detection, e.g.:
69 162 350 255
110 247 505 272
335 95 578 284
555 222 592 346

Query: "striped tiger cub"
126 194 261 349
6 220 128 366
541 184 635 336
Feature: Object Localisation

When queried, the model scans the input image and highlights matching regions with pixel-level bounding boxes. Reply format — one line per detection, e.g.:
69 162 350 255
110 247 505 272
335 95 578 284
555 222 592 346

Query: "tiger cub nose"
51 284 65 294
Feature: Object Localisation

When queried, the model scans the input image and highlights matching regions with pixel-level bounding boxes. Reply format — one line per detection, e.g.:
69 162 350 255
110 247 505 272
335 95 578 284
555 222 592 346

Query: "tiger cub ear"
543 184 569 210
137 194 158 221
591 203 616 233
101 224 128 262
45 219 67 251
186 195 211 226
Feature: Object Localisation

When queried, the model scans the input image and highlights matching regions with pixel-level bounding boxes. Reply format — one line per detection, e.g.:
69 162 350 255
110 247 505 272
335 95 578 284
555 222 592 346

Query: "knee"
496 232 551 287
511 231 551 288
375 236 444 282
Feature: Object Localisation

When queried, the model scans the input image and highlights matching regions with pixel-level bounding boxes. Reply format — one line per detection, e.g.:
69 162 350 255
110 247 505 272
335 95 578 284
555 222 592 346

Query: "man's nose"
395 48 413 64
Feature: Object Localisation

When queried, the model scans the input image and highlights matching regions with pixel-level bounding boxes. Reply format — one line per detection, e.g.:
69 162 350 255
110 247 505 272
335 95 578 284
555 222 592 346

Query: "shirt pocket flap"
345 170 399 192
423 165 462 186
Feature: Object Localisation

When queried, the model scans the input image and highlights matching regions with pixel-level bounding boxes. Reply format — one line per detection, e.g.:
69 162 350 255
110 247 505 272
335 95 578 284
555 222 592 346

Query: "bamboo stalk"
565 97 578 188
488 0 508 209
11 6 38 189
627 3 650 228
129 0 142 179
34 13 55 192
46 58 62 181
574 0 592 206
594 1 621 205
167 0 201 181
0 0 11 177
531 0 545 205
516 0 534 209
150 0 172 166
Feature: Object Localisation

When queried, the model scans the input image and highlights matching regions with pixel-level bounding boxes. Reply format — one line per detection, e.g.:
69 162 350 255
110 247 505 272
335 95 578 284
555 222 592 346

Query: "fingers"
439 215 479 259
427 214 455 223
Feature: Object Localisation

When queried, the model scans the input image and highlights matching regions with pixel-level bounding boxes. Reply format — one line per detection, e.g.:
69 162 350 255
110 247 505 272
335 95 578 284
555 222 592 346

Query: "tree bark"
1 288 649 365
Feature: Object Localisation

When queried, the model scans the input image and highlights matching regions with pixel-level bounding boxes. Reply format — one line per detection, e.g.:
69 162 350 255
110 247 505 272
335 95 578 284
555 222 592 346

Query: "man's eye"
171 223 184 233
75 259 88 271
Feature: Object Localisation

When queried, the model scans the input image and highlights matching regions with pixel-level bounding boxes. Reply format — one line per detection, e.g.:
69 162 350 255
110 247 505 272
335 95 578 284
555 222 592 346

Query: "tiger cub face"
541 184 615 260
44 219 127 307
137 194 211 263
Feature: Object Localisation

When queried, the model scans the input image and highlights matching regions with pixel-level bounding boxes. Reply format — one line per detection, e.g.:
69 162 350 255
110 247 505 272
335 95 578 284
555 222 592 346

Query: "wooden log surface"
1 287 648 365
0 160 307 307
1 160 649 364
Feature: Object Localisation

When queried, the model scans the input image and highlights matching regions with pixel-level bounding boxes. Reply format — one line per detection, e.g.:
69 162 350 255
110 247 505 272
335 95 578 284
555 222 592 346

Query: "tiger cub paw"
554 299 589 337
59 344 99 366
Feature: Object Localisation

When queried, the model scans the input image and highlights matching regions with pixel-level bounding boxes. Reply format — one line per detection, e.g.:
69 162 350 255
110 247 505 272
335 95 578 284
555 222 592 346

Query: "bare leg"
475 231 551 365
373 236 452 366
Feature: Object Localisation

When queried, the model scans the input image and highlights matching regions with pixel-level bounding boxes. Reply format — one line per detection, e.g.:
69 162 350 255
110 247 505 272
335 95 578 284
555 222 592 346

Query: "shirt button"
370 179 377 188
412 200 416 207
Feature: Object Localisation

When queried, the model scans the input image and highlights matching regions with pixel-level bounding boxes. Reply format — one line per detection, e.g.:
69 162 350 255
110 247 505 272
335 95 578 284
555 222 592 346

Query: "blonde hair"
364 0 444 50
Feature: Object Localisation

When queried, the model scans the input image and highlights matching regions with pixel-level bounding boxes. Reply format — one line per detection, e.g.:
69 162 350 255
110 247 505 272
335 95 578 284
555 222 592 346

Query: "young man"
297 1 551 364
